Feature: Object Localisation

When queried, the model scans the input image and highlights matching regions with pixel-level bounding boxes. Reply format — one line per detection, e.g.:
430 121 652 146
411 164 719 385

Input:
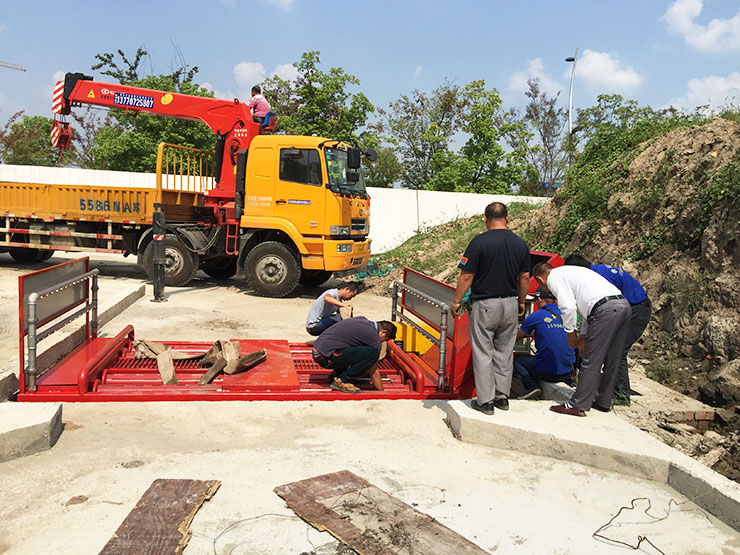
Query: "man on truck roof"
248 86 271 124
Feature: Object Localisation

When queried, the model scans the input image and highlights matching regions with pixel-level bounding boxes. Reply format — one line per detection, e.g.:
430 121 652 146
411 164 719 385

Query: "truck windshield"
324 147 367 196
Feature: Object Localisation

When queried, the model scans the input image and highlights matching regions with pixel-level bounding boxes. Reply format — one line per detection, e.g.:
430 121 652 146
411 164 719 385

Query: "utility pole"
0 60 26 72
565 49 578 135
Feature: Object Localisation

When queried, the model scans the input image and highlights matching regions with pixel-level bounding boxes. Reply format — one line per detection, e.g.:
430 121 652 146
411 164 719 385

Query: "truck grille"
351 218 367 233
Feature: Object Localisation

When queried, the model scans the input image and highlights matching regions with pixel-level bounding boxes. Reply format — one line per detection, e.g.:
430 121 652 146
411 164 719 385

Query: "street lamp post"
565 48 578 135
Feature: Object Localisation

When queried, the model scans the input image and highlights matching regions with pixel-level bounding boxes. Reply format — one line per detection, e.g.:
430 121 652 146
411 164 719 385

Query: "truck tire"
299 270 333 288
202 257 237 279
10 248 45 263
243 241 300 298
142 236 199 287
38 250 55 261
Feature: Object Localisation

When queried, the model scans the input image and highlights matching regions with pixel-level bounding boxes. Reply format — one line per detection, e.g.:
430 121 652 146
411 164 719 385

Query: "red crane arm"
53 73 255 138
51 73 270 202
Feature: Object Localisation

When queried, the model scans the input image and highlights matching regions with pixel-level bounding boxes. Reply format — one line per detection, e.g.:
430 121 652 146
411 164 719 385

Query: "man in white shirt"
532 262 630 416
306 282 360 336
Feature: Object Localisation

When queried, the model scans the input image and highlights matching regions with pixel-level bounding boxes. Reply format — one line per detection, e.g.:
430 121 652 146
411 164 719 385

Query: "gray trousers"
570 298 631 411
469 297 519 404
615 299 652 399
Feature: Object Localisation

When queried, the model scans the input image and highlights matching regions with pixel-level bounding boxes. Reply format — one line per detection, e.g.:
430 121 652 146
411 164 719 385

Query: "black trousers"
615 299 652 399
319 346 380 382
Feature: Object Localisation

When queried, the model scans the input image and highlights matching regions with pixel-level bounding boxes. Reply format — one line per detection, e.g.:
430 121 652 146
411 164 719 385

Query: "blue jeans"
307 314 342 336
513 355 575 391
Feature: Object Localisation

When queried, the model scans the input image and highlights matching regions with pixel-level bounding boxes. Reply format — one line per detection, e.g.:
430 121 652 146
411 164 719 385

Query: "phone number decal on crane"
114 92 154 109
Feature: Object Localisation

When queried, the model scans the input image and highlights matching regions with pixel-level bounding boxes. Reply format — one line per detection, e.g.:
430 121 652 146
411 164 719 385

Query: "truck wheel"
38 250 55 261
243 241 300 297
299 270 333 288
9 248 44 263
142 236 199 287
202 257 237 279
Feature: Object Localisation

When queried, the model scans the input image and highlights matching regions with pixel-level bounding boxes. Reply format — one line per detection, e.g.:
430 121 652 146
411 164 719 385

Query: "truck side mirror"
346 170 360 183
365 147 378 162
347 147 361 169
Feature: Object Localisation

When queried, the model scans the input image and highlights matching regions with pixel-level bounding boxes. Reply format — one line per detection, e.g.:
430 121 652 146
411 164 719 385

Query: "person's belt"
312 348 330 366
474 294 516 300
590 295 625 316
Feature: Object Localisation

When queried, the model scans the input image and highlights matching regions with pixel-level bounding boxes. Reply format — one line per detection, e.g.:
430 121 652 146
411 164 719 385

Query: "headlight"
337 244 353 253
330 225 350 236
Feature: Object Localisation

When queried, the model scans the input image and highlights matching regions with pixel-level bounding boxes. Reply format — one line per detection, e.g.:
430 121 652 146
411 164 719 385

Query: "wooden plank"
156 350 178 385
274 470 485 555
223 349 267 375
99 478 220 555
222 340 241 363
198 357 227 385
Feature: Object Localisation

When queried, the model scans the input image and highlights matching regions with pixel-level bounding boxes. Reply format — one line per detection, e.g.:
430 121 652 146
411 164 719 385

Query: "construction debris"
275 470 486 554
98 479 220 554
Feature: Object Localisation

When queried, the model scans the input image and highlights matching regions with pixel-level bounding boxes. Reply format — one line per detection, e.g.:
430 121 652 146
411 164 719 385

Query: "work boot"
330 377 361 394
493 397 509 410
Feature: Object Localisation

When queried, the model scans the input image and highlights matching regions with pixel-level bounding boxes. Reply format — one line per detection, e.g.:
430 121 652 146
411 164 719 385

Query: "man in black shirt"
451 202 530 415
312 317 397 393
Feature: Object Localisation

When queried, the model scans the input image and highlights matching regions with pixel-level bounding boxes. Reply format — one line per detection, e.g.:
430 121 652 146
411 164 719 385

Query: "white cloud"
271 63 298 81
412 65 422 80
234 62 266 88
668 71 740 110
508 58 563 97
263 0 295 10
201 82 234 101
663 0 740 53
572 49 642 93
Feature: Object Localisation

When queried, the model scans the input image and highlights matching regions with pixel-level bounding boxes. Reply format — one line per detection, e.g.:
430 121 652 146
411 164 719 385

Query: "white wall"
0 164 546 253
367 187 547 253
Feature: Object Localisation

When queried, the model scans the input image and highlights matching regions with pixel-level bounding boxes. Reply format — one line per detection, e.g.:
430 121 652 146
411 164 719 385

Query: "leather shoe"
471 399 495 415
591 402 610 412
493 398 509 411
550 403 586 417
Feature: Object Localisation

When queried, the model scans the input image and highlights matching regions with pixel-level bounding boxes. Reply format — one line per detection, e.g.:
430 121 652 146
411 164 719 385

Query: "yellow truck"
0 73 375 297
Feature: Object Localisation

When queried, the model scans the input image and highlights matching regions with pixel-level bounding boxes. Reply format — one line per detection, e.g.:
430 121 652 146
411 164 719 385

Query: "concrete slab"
0 402 62 462
0 401 738 555
447 399 740 533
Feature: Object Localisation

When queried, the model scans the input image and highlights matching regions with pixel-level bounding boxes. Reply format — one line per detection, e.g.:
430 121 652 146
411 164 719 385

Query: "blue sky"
1 0 739 127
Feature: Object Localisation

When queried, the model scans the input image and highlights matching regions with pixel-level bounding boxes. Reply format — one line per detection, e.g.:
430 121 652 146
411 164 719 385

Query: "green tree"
79 48 215 171
363 146 403 188
0 112 72 166
262 51 376 147
376 81 466 190
454 80 533 193
523 78 568 191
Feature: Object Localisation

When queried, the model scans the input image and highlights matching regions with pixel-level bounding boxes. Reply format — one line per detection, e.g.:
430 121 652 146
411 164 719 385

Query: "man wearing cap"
564 254 651 406
514 287 576 399
312 317 396 394
531 262 630 416
451 201 530 416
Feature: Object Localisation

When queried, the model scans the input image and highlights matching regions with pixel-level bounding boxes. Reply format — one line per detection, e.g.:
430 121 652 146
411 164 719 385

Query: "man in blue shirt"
564 254 652 405
514 287 576 399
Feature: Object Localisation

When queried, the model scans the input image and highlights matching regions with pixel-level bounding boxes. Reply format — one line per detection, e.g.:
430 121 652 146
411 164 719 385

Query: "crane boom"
52 72 270 200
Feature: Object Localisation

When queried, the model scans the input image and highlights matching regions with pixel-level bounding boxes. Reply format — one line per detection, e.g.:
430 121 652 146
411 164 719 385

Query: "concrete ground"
1 253 740 554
